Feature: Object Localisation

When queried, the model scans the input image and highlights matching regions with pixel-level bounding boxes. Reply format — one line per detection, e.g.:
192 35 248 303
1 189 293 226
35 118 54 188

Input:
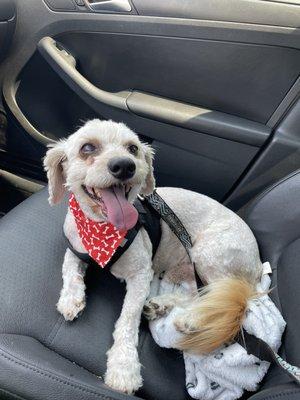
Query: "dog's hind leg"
143 292 190 321
143 262 196 321
57 248 87 321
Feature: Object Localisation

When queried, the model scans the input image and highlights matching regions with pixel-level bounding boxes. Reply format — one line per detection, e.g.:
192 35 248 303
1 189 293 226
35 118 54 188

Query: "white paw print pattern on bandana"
69 194 127 267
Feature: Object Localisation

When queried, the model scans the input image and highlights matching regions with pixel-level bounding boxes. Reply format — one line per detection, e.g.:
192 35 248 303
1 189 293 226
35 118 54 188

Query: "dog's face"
44 119 155 231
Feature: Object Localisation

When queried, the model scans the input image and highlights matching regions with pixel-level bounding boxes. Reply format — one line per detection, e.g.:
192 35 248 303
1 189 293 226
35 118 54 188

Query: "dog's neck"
69 193 128 267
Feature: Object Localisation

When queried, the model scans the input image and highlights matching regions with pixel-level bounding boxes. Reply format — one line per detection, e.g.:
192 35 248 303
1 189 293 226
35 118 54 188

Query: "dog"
44 119 263 394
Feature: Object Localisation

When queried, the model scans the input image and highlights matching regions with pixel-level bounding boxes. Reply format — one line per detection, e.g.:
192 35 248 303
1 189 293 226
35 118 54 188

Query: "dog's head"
43 119 155 231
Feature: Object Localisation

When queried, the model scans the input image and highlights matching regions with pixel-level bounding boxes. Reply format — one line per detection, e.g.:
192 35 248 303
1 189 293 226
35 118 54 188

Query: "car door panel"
0 1 15 64
43 32 300 124
132 0 300 27
34 36 271 146
1 0 300 206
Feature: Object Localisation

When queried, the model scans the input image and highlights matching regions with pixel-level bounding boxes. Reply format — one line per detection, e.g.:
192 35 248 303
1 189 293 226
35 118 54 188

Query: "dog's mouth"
82 184 138 231
82 185 108 213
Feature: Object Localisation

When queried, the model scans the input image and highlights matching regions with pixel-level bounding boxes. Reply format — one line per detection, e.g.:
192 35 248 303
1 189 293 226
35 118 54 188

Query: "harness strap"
135 196 162 257
145 191 193 251
144 190 204 289
238 331 300 385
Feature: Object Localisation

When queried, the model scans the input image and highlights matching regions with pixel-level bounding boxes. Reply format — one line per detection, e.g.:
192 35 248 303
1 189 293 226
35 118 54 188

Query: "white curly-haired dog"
44 119 263 394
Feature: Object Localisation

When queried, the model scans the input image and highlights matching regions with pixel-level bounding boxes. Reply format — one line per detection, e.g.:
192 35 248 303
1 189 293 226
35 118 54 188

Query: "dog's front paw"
57 292 86 321
105 346 142 394
105 365 142 394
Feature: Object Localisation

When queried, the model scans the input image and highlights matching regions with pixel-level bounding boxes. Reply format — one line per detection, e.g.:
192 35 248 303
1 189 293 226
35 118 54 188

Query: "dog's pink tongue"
100 186 138 231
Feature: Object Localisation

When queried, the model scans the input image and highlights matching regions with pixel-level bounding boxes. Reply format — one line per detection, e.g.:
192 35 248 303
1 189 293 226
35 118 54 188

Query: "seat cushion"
244 170 300 391
0 188 188 400
1 180 300 400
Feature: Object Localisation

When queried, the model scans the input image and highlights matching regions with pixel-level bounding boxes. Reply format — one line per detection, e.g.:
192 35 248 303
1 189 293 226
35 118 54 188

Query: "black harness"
65 190 300 385
65 193 162 268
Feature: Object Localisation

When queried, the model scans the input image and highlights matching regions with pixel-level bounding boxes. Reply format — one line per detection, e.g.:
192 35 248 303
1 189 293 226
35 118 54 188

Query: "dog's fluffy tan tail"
177 277 256 354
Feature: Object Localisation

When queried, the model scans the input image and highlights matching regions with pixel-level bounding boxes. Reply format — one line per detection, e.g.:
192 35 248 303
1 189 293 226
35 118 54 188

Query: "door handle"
84 0 132 12
38 37 131 111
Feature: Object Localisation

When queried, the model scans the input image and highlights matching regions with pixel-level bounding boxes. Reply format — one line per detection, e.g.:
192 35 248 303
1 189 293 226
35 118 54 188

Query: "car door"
1 0 300 210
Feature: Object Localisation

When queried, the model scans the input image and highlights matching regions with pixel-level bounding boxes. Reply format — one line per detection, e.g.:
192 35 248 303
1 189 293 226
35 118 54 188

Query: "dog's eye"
80 143 97 154
128 144 138 155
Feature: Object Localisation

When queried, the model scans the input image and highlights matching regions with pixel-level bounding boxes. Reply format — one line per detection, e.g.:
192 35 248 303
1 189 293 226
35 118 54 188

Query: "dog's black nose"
108 157 136 181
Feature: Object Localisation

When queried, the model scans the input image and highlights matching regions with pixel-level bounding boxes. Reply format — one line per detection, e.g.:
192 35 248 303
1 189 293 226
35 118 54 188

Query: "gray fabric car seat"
0 171 300 400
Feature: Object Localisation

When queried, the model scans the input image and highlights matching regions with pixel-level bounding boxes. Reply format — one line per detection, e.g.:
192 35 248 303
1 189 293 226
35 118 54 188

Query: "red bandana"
69 194 127 268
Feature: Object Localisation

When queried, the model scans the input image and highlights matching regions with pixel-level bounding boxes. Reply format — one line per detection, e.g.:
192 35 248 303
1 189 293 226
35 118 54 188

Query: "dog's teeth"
94 188 101 197
87 186 94 195
125 184 131 194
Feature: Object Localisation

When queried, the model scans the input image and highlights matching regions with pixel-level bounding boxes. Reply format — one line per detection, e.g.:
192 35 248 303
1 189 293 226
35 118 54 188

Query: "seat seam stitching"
0 386 29 400
44 315 64 346
0 350 116 400
254 389 300 400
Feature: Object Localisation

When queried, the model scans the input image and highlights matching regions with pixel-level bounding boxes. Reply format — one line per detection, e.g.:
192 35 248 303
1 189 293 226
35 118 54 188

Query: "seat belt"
144 190 204 289
238 330 300 385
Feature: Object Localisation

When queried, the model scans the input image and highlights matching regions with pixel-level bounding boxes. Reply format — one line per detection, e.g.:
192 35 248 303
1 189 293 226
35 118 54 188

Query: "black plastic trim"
127 91 270 147
0 0 15 22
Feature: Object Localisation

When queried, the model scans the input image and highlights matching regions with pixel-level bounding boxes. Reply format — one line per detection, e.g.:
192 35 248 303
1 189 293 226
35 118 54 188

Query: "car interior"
0 0 300 399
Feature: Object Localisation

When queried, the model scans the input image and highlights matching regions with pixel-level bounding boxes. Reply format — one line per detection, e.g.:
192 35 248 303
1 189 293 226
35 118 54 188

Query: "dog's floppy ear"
140 143 155 195
43 140 67 205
